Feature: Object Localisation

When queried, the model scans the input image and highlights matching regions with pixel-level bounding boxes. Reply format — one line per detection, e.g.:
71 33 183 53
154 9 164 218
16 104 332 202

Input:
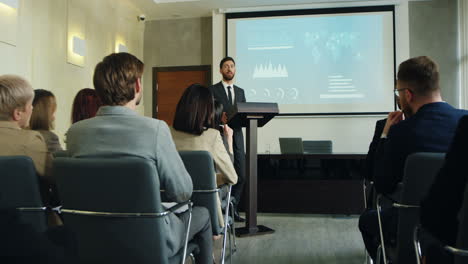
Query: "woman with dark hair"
213 100 234 159
71 88 102 124
30 89 63 153
171 84 238 226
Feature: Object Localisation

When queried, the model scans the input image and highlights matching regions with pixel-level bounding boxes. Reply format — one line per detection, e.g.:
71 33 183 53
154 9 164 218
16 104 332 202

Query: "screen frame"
225 5 397 116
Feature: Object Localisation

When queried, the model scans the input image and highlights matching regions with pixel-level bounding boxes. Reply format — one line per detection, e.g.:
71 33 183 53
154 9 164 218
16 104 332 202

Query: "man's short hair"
219 57 235 69
0 75 34 121
93 52 144 106
397 56 440 96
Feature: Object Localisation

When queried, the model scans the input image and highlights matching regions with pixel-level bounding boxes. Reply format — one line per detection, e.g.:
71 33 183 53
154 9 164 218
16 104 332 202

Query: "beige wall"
0 0 145 146
142 17 212 117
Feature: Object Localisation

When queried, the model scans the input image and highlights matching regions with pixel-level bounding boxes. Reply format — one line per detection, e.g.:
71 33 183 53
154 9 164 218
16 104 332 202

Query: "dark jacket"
420 115 468 246
374 102 468 194
365 118 386 181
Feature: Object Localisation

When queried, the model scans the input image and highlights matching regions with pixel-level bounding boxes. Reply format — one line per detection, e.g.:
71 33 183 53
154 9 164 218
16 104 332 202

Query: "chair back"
179 151 222 234
302 140 333 154
54 157 171 264
396 152 445 264
0 156 47 232
455 182 468 264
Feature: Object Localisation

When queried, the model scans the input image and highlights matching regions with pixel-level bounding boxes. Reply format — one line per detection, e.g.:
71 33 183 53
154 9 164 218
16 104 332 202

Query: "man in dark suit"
419 115 468 263
358 56 468 261
209 57 246 222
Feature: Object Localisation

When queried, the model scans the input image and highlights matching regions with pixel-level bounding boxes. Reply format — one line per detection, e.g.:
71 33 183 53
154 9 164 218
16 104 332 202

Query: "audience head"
93 52 144 107
219 57 236 82
0 75 34 128
213 100 224 128
30 89 56 130
396 56 441 116
173 84 214 135
71 88 102 124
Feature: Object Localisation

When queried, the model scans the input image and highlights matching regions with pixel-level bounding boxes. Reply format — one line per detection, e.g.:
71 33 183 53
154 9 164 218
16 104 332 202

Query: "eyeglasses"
394 88 412 97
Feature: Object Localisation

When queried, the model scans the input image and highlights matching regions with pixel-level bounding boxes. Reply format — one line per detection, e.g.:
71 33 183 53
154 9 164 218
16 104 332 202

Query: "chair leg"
182 203 193 264
413 226 422 264
376 195 387 264
376 245 382 264
229 201 237 251
221 186 233 264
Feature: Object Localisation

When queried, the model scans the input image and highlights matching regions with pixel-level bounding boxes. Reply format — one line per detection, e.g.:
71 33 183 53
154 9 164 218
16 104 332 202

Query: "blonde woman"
30 89 63 153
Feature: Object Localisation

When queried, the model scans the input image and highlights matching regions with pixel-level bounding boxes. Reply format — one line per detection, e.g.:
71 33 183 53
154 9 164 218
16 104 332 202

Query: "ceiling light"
153 0 199 3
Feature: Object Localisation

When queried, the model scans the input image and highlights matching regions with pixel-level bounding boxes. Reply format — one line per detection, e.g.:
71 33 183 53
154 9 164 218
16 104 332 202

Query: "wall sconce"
0 0 18 9
117 43 128 53
115 42 128 53
72 36 86 57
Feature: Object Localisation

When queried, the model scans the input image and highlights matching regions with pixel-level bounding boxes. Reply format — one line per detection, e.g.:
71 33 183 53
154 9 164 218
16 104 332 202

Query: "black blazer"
374 102 468 194
421 115 468 246
209 82 246 130
365 118 386 181
209 82 247 168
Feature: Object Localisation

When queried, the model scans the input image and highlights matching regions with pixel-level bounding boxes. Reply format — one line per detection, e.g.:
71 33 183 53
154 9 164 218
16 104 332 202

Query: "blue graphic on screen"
234 15 384 105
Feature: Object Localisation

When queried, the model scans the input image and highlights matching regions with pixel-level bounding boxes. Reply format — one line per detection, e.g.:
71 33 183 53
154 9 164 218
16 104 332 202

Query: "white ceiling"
131 0 393 20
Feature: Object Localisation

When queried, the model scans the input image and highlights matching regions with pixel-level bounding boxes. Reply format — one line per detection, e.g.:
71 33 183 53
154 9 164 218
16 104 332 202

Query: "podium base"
235 225 275 237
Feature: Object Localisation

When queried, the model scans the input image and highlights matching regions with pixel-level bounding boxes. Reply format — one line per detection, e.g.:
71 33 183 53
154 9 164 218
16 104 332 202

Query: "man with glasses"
358 56 468 262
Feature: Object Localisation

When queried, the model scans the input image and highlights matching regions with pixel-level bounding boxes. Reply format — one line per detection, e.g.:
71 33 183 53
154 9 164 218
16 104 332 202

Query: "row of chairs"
367 153 468 264
0 151 236 264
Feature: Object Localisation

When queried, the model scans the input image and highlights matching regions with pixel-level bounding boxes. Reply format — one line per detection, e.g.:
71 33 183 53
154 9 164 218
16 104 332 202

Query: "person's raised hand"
383 111 404 136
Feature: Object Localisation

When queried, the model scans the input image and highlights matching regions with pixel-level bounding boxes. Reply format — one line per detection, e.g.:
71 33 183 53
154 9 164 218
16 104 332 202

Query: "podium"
228 102 279 237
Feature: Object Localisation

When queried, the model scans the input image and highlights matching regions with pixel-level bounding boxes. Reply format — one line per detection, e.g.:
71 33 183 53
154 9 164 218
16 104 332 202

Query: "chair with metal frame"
179 150 236 264
53 157 195 264
0 156 48 232
414 182 468 264
376 152 445 264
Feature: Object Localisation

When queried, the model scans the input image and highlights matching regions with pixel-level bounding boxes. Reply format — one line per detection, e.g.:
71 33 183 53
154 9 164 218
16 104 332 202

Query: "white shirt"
222 81 235 104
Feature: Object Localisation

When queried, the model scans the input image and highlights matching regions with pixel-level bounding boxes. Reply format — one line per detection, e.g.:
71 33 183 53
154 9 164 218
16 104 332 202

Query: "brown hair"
30 89 56 130
397 56 440 96
0 75 34 121
93 52 144 106
173 84 214 135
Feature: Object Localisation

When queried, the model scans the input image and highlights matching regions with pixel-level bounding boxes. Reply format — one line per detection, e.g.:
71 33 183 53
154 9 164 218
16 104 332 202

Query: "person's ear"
135 78 142 94
12 108 21 122
406 89 414 102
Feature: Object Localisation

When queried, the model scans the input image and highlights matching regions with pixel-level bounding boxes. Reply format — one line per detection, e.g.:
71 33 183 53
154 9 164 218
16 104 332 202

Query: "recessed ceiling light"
153 0 199 3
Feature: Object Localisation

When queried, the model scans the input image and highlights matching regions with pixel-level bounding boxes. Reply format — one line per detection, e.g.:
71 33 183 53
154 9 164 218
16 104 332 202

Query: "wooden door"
153 66 211 126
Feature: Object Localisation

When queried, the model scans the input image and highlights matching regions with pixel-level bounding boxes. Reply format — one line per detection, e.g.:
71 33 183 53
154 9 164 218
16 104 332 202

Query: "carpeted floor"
213 213 366 264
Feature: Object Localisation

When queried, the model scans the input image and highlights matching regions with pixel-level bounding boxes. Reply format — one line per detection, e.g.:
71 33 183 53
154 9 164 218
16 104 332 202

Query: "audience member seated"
30 89 63 153
170 84 238 227
420 115 468 263
213 99 234 160
71 88 102 124
0 75 52 180
358 56 468 261
66 53 213 264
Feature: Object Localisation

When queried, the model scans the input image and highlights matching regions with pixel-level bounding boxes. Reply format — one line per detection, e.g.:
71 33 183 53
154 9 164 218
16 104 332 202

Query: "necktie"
227 86 233 106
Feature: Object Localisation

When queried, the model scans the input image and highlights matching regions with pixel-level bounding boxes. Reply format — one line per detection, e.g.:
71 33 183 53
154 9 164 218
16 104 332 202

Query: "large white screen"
227 8 395 114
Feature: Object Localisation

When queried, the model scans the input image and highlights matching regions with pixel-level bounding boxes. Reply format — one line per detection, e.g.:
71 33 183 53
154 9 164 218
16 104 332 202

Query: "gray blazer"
66 106 193 256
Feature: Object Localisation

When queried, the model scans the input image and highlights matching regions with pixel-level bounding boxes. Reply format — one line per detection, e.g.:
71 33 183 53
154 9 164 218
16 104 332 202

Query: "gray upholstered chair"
376 152 445 264
302 140 333 154
0 156 48 232
179 150 236 264
53 157 194 264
